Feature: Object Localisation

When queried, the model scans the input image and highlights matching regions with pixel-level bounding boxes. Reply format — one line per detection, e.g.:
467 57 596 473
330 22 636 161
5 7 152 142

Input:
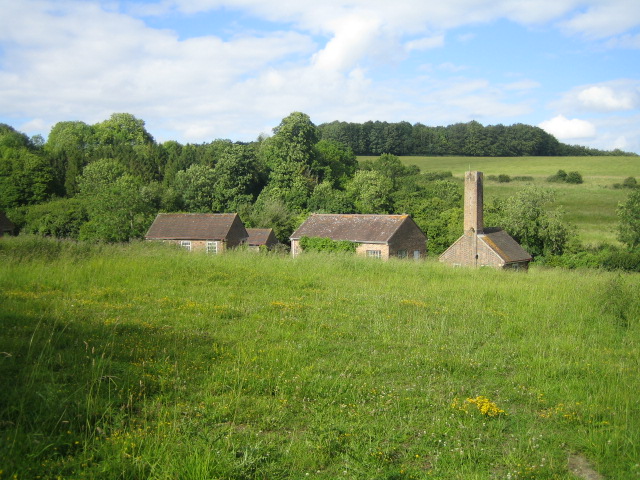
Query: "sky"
1 0 639 153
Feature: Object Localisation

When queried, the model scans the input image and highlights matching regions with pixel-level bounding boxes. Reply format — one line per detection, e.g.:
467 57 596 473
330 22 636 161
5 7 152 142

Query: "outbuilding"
290 214 427 260
439 171 532 270
145 213 248 253
246 228 279 251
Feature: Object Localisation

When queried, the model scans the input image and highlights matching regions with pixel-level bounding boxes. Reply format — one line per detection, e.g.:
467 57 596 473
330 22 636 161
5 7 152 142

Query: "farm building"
246 228 278 251
290 214 427 260
145 213 248 253
0 212 15 237
439 171 532 270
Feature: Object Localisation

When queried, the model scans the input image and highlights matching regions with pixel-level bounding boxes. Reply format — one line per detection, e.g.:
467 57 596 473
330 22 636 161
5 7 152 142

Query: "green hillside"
371 156 640 246
1 239 638 479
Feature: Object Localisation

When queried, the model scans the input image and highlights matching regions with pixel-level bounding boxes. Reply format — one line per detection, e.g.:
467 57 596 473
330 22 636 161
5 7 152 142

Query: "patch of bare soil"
568 453 604 480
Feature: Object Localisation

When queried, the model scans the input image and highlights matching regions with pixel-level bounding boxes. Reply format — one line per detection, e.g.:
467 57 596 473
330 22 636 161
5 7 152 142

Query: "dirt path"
568 454 604 480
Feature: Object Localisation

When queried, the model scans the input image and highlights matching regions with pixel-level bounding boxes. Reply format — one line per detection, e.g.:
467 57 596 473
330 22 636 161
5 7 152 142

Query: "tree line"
318 120 636 157
1 112 639 265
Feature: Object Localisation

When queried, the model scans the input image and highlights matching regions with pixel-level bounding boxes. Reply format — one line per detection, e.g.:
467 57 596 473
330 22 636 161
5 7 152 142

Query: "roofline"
289 236 388 244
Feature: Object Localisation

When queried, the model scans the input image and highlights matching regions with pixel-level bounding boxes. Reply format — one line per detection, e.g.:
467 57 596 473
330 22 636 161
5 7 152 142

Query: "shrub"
22 198 88 239
602 251 640 272
512 176 534 182
565 171 583 184
497 174 511 183
547 169 567 182
623 176 638 189
298 236 356 254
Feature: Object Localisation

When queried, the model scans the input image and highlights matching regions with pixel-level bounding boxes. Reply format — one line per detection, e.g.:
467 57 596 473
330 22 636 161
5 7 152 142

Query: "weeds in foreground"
0 238 638 479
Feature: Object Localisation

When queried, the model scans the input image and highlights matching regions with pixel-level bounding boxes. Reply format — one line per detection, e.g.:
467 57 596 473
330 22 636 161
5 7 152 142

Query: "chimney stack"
464 171 484 235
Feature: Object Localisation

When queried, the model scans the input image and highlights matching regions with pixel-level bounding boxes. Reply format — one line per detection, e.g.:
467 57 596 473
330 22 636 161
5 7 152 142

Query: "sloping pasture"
364 155 639 245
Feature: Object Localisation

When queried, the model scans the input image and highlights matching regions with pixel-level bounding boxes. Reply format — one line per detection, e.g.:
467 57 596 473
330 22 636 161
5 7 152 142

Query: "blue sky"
1 0 639 152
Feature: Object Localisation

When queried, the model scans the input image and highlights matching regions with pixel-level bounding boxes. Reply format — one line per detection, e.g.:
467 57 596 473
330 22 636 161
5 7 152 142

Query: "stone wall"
388 218 427 259
439 234 504 267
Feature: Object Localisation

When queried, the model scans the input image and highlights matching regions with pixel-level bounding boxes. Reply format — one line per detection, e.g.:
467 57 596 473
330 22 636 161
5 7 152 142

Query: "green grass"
361 156 640 246
1 238 639 479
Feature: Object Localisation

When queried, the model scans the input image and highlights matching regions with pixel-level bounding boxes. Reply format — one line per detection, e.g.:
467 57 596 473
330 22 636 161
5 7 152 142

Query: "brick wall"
355 243 390 259
439 234 504 267
162 239 224 253
388 217 427 259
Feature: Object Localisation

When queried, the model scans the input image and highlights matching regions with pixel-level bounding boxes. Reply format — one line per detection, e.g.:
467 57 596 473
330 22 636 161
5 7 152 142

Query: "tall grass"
1 238 639 479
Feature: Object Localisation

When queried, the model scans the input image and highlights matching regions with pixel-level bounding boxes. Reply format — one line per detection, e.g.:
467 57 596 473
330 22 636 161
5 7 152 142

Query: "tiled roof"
480 227 532 263
290 214 413 243
145 213 242 240
246 228 275 246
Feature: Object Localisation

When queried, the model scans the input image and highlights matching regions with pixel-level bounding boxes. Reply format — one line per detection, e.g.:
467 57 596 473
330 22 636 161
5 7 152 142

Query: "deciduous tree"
617 189 640 250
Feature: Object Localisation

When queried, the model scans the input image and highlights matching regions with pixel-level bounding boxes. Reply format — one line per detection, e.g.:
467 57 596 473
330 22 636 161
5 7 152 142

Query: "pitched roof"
479 227 532 263
0 212 14 232
145 213 245 240
290 214 418 243
246 228 276 246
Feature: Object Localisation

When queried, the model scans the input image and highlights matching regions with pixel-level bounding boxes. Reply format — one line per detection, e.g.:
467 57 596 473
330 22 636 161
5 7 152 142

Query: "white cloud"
560 0 640 38
553 81 640 113
577 86 639 111
312 14 383 72
405 35 445 52
539 115 596 139
1 0 639 151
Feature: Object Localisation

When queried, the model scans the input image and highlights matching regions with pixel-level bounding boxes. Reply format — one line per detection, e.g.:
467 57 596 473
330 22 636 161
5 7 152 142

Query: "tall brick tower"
464 171 484 235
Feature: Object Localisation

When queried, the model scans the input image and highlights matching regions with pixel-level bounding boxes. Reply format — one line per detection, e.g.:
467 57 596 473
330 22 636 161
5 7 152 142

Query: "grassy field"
360 156 640 245
1 238 639 479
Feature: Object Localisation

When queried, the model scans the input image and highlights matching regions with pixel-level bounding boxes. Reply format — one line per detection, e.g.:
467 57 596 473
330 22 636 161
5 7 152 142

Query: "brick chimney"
464 171 484 235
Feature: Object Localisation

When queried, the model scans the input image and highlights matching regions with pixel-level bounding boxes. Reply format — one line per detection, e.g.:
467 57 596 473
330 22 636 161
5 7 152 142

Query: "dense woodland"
1 112 639 267
317 119 636 157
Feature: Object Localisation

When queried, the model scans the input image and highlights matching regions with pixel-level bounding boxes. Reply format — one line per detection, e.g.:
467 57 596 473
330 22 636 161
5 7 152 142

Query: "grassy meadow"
1 238 639 479
361 156 639 246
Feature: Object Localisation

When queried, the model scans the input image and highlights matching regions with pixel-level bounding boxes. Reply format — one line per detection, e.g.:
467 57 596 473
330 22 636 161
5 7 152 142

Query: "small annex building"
246 228 278 251
0 212 15 237
290 214 427 260
439 171 532 270
145 213 248 253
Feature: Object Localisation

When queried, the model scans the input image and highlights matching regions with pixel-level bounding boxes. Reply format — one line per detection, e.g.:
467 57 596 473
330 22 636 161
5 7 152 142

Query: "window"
397 250 407 259
366 250 382 258
206 241 218 254
180 241 191 251
413 250 421 259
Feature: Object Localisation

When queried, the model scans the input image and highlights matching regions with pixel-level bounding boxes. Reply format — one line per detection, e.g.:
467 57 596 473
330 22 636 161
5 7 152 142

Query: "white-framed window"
413 250 421 259
206 241 218 254
366 250 382 258
397 249 407 259
180 241 191 251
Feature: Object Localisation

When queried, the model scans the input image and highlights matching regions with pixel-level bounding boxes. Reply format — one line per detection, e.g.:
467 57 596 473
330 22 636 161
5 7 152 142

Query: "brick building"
145 213 248 253
290 214 427 260
439 171 532 270
246 228 278 251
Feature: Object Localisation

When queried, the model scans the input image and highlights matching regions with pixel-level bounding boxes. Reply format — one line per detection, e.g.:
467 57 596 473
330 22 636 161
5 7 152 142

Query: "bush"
565 171 583 184
497 174 511 183
623 176 638 189
547 169 567 182
512 176 534 182
299 236 356 254
22 198 88 239
602 251 640 272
